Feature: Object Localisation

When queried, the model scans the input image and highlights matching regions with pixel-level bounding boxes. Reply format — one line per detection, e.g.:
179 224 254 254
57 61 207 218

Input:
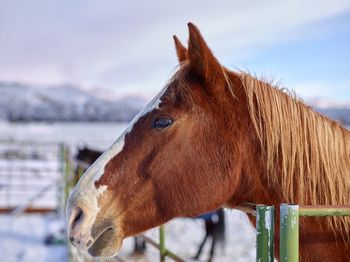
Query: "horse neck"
228 72 350 208
222 73 296 207
224 73 350 262
223 101 282 207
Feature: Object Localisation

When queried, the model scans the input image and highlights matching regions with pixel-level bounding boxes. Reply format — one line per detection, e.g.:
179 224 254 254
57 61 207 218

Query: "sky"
0 0 350 102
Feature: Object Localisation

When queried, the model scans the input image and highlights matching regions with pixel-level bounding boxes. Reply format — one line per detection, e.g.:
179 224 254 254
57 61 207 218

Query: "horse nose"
70 206 84 229
67 204 93 249
68 205 84 242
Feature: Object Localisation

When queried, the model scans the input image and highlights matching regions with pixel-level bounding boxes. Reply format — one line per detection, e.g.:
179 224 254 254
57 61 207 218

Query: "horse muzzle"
66 193 122 257
67 203 95 251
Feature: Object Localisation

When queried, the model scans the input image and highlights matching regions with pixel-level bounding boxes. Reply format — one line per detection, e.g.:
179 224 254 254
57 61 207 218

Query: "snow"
0 214 67 262
0 141 63 210
0 82 146 122
1 81 349 124
66 210 256 262
0 122 128 150
0 211 256 262
115 211 256 262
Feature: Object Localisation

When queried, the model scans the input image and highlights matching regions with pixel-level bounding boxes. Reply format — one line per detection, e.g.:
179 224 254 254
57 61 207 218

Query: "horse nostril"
69 236 75 243
71 206 84 228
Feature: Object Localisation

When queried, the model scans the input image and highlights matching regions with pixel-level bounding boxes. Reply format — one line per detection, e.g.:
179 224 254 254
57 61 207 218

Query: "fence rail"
140 227 186 262
0 141 65 214
299 205 350 216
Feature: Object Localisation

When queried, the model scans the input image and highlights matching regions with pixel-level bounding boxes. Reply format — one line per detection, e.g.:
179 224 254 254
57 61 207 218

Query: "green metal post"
159 225 166 262
280 204 299 262
76 166 84 185
60 144 68 202
61 144 73 262
256 205 275 262
62 145 71 202
59 144 67 212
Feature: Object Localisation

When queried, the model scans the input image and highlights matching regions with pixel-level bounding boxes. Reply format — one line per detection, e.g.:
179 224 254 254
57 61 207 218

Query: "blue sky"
238 11 350 102
0 0 349 102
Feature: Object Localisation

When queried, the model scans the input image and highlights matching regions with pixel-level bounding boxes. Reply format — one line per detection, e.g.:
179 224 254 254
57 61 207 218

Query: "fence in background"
0 140 65 214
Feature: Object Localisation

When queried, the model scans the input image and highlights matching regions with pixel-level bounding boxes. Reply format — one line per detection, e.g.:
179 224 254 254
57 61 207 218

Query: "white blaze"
66 85 168 240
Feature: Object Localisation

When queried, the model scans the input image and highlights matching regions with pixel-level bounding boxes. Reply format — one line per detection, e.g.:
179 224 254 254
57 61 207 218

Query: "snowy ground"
0 210 256 262
0 121 128 150
115 210 256 262
0 213 67 262
0 122 257 262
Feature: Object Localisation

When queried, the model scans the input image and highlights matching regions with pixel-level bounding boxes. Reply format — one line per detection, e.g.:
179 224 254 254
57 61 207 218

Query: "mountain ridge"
0 82 146 122
0 81 349 125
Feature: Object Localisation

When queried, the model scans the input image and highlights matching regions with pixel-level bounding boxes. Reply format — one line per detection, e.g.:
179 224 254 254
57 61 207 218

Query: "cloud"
292 81 350 102
0 0 349 98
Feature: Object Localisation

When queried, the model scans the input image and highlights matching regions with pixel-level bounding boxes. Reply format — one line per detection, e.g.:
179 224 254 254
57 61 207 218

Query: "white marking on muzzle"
66 85 168 243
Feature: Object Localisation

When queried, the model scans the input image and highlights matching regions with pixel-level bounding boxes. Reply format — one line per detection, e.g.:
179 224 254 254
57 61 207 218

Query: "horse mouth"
88 227 116 257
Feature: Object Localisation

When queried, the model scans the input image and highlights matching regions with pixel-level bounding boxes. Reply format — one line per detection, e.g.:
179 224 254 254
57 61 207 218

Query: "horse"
75 147 102 166
194 209 225 262
66 23 350 261
74 146 226 260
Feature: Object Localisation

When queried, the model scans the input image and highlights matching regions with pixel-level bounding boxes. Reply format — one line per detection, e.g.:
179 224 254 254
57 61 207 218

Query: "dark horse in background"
75 146 225 261
67 23 349 261
194 209 225 261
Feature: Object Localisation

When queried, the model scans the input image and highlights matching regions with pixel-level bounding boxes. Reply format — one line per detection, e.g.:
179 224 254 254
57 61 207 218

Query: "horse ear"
187 22 224 86
173 35 187 63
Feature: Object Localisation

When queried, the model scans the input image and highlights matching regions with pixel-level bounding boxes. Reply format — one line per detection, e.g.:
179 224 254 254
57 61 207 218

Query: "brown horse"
66 23 350 261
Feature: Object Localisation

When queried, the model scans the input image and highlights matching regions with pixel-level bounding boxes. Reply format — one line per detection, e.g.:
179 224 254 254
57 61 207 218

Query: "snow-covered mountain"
0 81 349 125
309 99 350 125
0 82 146 122
316 107 350 125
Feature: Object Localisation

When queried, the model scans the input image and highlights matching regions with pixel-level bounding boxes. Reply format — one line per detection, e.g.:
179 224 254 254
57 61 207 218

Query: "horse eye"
152 116 173 129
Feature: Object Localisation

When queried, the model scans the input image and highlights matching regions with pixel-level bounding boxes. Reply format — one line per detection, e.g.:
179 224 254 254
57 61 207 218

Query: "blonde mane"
239 73 350 234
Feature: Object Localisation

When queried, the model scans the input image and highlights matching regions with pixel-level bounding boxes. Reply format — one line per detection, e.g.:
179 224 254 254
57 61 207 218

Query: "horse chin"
88 228 122 257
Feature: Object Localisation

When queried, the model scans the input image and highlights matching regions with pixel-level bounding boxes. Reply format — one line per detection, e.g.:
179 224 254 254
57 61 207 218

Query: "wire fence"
0 141 64 214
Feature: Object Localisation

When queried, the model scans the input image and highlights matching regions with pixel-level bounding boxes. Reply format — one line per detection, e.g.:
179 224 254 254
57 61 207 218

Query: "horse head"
66 23 256 257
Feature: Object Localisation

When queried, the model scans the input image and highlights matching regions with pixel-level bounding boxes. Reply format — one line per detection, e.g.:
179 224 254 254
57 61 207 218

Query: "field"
0 121 256 262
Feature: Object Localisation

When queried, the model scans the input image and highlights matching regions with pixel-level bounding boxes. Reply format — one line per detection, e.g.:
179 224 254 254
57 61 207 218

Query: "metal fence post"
62 144 72 202
159 225 166 262
76 166 84 185
280 204 299 262
256 205 275 262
